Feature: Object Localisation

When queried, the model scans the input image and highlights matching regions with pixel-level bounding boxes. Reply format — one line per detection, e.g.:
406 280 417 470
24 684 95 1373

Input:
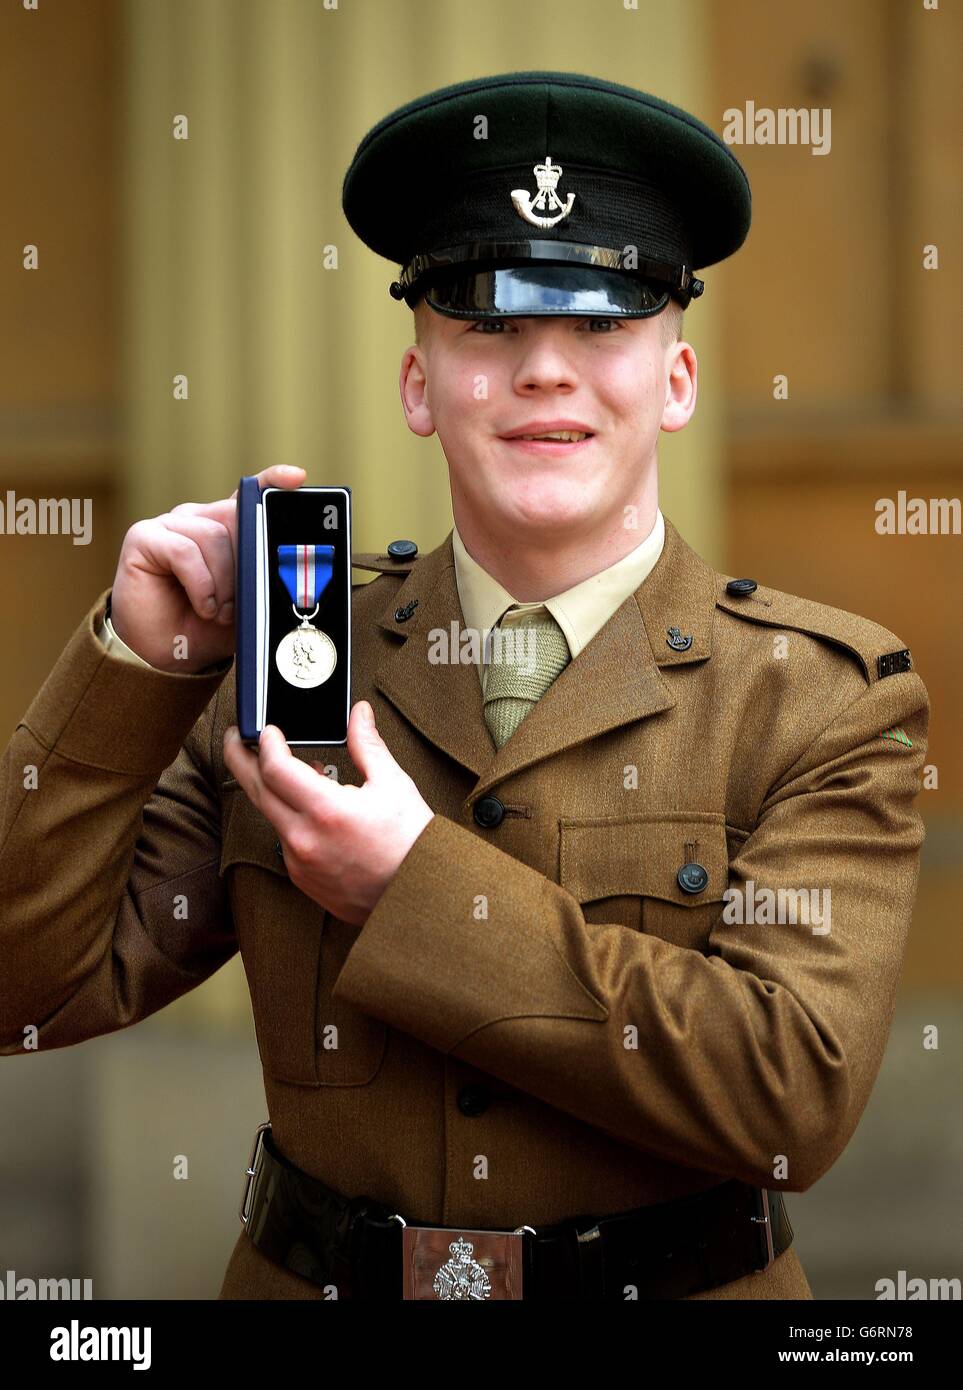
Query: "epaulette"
351 547 419 577
716 576 913 686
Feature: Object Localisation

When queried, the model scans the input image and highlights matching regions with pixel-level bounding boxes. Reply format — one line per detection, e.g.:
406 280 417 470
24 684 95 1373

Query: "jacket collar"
373 514 718 793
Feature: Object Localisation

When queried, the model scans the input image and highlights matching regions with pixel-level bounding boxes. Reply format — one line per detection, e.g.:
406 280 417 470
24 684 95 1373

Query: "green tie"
483 608 571 748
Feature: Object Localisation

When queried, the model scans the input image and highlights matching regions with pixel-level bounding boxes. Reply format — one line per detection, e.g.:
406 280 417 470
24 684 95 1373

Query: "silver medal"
275 602 337 688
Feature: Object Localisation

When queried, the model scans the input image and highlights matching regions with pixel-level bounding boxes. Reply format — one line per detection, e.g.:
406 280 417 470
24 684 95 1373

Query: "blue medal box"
235 476 352 746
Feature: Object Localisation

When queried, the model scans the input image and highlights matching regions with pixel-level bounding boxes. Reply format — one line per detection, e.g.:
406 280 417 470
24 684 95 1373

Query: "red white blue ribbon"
278 544 334 610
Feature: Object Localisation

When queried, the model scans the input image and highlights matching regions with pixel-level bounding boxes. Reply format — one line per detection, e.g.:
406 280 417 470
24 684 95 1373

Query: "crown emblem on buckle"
511 156 576 228
432 1236 493 1300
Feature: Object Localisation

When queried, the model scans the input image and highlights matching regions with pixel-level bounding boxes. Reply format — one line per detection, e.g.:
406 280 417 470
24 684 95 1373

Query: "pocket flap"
559 812 729 906
219 783 289 878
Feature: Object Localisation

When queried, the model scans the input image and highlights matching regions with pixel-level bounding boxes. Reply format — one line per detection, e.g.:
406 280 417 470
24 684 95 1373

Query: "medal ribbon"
278 544 334 610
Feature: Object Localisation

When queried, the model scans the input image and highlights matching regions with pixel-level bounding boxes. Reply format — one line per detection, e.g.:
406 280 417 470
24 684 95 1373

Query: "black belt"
239 1123 794 1300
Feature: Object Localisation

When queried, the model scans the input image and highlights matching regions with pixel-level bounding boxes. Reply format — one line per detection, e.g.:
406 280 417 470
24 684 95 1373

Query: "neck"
453 487 660 602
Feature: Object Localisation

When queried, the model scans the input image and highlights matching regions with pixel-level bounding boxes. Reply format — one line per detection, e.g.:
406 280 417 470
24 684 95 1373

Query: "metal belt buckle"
389 1214 534 1300
750 1187 775 1272
238 1121 271 1224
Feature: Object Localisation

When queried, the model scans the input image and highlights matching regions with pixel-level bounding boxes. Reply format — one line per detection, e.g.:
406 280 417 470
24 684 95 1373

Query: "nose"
510 321 579 393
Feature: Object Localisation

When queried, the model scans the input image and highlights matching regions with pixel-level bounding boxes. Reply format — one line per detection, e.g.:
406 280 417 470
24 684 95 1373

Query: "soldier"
0 72 929 1301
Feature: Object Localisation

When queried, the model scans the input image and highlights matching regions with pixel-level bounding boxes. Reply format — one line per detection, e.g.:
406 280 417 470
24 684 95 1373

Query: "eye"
467 316 622 334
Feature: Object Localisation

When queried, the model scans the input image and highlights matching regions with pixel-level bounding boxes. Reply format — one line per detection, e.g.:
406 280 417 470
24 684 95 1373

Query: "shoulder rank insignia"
879 727 913 747
511 156 575 228
877 649 912 679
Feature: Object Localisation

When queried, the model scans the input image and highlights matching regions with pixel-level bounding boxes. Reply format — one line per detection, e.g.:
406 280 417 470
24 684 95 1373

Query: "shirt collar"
452 509 665 680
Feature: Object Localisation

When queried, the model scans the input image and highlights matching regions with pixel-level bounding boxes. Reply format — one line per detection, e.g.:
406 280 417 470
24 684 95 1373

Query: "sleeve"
332 668 929 1192
0 588 238 1054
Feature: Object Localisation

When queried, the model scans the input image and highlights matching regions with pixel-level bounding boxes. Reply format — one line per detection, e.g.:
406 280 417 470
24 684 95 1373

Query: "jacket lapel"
373 543 494 777
372 516 718 793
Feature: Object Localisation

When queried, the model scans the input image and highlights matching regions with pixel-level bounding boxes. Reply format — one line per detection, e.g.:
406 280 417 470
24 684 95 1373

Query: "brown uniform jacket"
0 517 929 1300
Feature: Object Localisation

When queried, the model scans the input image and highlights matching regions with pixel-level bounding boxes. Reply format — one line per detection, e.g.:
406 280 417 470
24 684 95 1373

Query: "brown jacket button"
387 539 418 559
677 863 709 894
457 1084 491 1116
473 796 505 829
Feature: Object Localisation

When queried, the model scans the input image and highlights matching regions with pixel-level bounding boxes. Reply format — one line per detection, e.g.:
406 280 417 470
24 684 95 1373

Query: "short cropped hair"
659 298 684 345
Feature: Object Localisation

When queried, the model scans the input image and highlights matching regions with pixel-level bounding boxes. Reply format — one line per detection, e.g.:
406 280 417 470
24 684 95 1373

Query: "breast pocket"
219 783 387 1086
558 812 730 952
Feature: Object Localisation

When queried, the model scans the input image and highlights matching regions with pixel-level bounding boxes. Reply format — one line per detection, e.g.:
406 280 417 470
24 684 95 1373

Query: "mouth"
498 428 596 456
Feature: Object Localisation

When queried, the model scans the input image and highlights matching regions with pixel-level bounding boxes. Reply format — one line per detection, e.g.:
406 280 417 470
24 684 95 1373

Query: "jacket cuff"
21 588 233 777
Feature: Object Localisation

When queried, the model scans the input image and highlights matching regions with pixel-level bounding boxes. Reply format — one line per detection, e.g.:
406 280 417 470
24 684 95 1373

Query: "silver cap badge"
511 156 575 228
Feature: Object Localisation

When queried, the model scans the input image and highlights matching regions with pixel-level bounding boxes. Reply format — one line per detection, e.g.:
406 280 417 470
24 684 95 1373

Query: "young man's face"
399 301 696 545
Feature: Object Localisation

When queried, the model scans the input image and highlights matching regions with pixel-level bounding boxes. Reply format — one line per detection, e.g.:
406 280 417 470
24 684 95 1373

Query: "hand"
109 464 307 673
222 701 435 927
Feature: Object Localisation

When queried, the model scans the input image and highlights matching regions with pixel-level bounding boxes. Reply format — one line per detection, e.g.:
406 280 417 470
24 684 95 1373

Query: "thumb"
347 700 391 779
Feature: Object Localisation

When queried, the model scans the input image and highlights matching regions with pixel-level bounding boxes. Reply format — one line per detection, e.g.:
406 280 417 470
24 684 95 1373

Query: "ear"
399 345 436 438
660 341 698 434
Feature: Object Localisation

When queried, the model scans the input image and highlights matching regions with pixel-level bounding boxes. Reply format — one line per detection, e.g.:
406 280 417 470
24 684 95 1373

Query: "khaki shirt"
452 510 665 694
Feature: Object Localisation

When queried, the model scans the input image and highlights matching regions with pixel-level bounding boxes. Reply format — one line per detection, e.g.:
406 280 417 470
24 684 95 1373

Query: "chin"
498 487 599 532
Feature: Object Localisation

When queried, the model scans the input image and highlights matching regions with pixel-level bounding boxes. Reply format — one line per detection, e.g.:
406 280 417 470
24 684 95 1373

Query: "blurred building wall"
711 0 963 988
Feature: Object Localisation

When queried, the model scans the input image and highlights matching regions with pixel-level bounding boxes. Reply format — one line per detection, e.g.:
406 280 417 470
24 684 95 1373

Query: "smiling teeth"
518 431 590 442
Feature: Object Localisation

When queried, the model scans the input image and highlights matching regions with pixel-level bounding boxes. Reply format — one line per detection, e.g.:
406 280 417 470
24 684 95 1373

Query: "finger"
161 513 235 617
133 525 222 622
255 724 340 813
230 465 306 502
223 727 301 834
167 498 235 526
253 464 307 488
138 500 230 535
167 497 244 564
346 700 396 784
